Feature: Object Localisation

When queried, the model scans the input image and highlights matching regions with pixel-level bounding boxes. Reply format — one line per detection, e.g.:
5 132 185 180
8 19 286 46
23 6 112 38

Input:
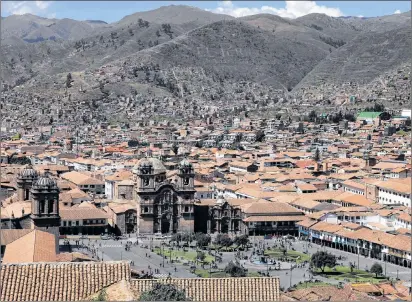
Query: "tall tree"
370 263 383 278
310 251 337 273
195 233 211 248
214 234 232 249
224 261 246 277
234 235 249 249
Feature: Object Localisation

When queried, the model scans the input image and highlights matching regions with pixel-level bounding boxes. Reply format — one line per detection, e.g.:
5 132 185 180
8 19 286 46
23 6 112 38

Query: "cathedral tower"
30 171 61 253
16 164 38 201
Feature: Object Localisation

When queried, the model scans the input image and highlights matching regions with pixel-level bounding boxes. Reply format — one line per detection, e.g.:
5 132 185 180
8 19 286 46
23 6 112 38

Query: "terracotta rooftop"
0 261 131 301
0 229 34 246
61 171 104 186
130 277 280 301
243 215 306 222
60 207 110 220
241 201 303 215
3 230 56 264
284 284 376 301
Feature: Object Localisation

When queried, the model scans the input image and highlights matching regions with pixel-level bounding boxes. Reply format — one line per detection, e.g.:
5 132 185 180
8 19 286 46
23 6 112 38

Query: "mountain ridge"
1 4 410 122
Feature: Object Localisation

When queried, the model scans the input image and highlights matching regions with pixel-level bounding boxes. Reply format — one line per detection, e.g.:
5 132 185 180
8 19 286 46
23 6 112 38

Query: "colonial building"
133 158 196 234
195 194 305 236
1 165 61 253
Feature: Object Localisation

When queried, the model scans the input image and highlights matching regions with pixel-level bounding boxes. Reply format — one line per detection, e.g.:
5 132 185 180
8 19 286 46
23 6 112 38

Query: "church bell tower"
30 171 61 253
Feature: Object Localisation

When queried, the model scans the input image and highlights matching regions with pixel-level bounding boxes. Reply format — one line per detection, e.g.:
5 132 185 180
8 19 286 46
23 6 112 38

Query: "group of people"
124 241 133 251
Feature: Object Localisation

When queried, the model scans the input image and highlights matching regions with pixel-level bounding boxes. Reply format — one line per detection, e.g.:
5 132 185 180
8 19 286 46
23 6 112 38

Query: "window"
40 201 45 213
185 206 189 212
63 221 67 226
76 221 79 226
144 207 149 213
90 185 95 188
48 200 53 214
68 221 72 226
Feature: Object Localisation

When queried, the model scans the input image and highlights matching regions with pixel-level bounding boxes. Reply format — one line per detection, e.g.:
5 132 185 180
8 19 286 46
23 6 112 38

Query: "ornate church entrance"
161 212 171 234
155 189 179 234
221 217 230 233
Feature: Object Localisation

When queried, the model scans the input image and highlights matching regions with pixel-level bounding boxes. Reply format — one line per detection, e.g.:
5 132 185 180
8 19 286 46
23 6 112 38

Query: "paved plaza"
63 235 411 290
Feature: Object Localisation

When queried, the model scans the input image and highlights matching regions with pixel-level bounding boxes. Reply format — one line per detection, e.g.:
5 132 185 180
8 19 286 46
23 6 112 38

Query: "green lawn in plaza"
292 281 335 290
264 248 311 263
313 266 388 284
153 247 215 264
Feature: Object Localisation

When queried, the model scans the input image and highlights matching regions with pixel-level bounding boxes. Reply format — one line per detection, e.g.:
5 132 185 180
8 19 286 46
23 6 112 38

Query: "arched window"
48 200 54 214
40 200 45 214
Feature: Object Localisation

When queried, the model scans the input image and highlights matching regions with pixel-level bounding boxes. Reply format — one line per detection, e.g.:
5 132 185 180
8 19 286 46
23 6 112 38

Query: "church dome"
150 158 166 174
138 158 152 167
133 157 166 174
132 158 152 174
19 165 38 179
33 175 58 190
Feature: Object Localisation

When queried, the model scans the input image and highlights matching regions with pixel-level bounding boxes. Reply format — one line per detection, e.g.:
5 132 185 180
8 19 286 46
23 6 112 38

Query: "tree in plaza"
214 234 232 249
197 251 206 263
310 251 337 273
280 247 287 256
171 233 182 247
195 233 211 248
234 234 249 250
224 261 247 277
370 263 383 278
180 232 192 246
138 283 191 301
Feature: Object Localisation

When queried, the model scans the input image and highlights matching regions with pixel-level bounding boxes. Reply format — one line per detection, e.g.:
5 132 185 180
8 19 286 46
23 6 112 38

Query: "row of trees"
364 103 385 112
308 110 356 123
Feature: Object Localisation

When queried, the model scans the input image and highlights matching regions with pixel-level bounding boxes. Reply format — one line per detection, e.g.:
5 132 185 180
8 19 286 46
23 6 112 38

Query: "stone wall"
117 185 134 200
139 217 154 234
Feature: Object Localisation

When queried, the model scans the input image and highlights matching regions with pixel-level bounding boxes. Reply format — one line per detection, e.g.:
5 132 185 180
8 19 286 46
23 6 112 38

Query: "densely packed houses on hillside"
0 109 411 300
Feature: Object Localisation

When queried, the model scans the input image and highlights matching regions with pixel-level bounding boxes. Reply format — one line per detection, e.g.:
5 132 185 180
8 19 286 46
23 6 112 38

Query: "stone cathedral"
9 165 61 253
133 158 195 234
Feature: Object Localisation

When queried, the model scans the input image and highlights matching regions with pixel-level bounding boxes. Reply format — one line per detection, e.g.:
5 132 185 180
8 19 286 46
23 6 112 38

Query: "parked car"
100 234 110 240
